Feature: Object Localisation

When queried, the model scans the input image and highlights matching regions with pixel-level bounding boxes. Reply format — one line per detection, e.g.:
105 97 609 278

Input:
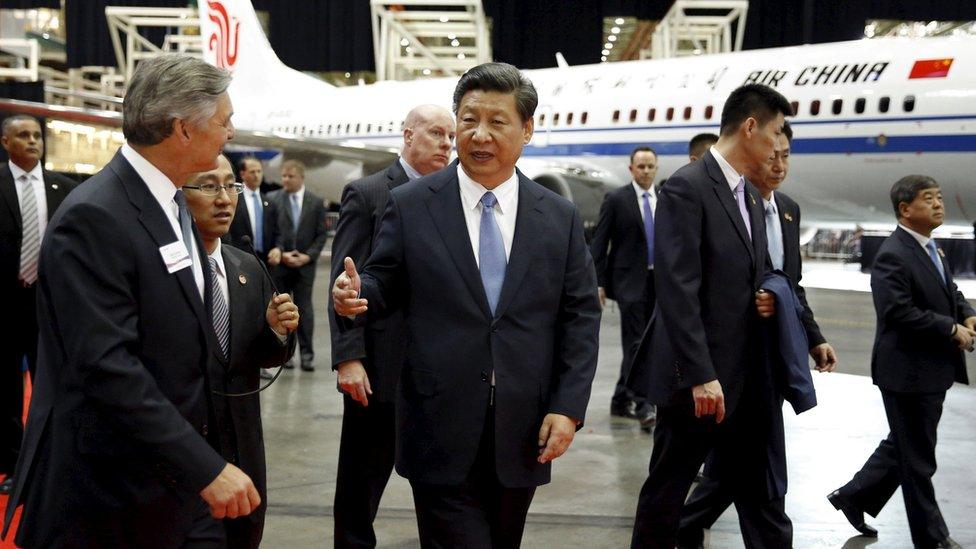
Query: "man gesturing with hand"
333 63 600 548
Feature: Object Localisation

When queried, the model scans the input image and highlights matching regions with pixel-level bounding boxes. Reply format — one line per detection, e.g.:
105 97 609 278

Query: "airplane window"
355 123 361 133
832 99 843 115
855 97 866 114
810 100 821 116
612 110 620 123
327 124 333 134
903 95 916 112
647 108 656 122
704 105 713 120
366 124 372 133
683 106 692 120
400 121 405 131
629 109 637 123
539 114 546 126
789 101 799 116
302 126 307 134
581 112 589 125
879 96 890 113
345 123 351 133
554 113 561 126
666 107 674 121
566 112 574 125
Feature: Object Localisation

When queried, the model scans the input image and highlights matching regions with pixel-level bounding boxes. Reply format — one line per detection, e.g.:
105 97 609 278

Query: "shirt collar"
457 165 518 214
287 186 305 206
120 143 180 211
632 180 654 198
208 239 226 277
243 185 260 199
899 223 932 248
399 157 423 181
8 160 42 183
762 192 777 212
709 146 743 193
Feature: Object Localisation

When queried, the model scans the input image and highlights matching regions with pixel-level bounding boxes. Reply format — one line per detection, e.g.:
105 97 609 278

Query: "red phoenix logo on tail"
207 1 240 70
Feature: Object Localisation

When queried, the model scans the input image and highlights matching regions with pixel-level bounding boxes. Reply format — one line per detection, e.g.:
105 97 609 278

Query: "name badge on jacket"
159 240 192 273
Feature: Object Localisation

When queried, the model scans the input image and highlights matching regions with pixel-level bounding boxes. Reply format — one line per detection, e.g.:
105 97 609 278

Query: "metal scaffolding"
643 0 749 59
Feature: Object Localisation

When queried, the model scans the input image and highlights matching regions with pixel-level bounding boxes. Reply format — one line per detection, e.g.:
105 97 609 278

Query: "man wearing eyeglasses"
182 154 298 549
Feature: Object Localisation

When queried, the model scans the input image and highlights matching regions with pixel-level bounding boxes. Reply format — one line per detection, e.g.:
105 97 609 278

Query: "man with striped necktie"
0 115 75 495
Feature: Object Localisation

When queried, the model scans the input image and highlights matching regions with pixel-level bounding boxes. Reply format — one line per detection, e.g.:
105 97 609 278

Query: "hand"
965 316 976 332
951 324 976 350
755 290 775 318
597 287 606 309
537 413 577 464
692 380 725 423
267 293 299 335
295 252 311 267
332 257 367 317
282 251 301 267
199 463 261 520
810 343 838 372
337 360 372 407
266 247 281 266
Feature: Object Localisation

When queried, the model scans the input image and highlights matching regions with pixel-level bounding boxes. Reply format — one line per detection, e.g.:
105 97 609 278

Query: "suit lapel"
493 176 544 319
0 166 22 228
896 228 951 297
424 166 492 319
704 153 754 261
622 185 645 240
42 170 66 218
387 158 410 189
223 247 247 370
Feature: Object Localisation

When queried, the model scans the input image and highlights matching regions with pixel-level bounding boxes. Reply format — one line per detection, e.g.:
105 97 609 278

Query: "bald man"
328 104 455 548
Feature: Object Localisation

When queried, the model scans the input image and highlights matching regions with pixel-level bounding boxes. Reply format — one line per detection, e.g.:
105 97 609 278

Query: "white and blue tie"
479 192 507 315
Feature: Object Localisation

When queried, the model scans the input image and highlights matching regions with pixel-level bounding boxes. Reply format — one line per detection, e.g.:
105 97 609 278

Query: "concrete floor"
257 258 976 548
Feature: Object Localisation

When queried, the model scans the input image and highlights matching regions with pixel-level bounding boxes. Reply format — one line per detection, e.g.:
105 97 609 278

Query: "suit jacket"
2 152 227 548
211 244 295 549
329 159 410 402
589 182 651 303
0 163 76 290
636 150 769 416
227 188 279 260
273 187 328 272
870 227 975 393
774 192 826 347
346 161 601 488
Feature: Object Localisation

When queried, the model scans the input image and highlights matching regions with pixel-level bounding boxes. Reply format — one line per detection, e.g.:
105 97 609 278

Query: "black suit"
273 187 328 367
631 150 791 548
837 227 974 547
2 152 227 547
0 163 75 476
589 182 656 408
328 159 410 547
344 162 601 546
212 244 295 549
227 187 279 262
679 191 825 540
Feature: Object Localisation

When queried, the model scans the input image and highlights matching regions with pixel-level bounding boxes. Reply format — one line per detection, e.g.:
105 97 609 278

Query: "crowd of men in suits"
0 52 972 549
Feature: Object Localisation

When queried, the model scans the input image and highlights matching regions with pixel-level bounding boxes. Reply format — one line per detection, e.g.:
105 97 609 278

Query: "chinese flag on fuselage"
909 58 953 79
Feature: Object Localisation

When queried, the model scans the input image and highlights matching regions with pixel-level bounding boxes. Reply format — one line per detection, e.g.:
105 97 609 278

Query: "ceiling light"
423 68 432 75
605 42 613 49
601 56 607 62
615 17 625 25
608 35 617 42
601 49 610 56
451 39 460 47
457 53 466 59
400 38 409 46
611 26 620 34
344 72 351 78
448 33 456 40
439 16 449 23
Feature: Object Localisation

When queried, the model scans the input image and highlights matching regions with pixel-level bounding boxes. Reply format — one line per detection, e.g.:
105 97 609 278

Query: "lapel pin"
51 184 59 190
239 274 248 284
938 248 946 258
749 194 756 205
784 213 793 222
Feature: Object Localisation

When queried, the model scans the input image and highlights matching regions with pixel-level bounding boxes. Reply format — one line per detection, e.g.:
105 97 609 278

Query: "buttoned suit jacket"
346 160 601 488
2 152 226 548
273 186 328 273
329 159 410 402
227 188 279 261
589 183 651 303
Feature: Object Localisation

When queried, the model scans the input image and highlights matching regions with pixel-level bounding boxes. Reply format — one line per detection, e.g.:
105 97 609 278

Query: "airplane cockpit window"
789 101 799 116
683 106 692 120
629 109 638 123
566 112 574 125
903 95 916 112
704 106 714 120
879 96 890 113
666 107 675 122
581 112 589 125
832 99 843 115
647 108 656 122
810 100 821 116
855 98 866 114
612 110 621 123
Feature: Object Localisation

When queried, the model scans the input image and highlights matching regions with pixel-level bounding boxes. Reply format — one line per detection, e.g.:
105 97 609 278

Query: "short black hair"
890 175 939 218
630 146 657 165
1 114 40 136
782 120 793 143
452 62 538 123
719 84 791 137
688 132 718 159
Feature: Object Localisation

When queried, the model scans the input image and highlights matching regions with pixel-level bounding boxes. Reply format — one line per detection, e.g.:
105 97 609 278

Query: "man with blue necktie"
228 156 281 266
333 62 601 548
590 146 660 429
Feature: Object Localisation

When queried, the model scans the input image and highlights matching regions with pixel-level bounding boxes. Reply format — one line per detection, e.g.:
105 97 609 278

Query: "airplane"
3 0 975 232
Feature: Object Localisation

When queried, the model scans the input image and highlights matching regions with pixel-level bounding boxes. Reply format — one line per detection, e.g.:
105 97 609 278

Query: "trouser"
613 271 655 406
275 265 316 365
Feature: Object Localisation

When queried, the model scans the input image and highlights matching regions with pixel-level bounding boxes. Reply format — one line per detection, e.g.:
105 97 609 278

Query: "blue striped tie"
479 192 507 315
252 191 264 252
208 256 230 360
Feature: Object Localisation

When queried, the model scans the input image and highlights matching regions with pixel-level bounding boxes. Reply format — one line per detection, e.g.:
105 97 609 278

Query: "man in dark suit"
0 115 76 494
677 120 838 546
828 175 975 549
329 104 455 548
184 155 299 549
228 155 281 265
334 62 601 548
590 146 659 427
687 132 718 163
1 55 260 548
274 158 328 371
630 84 791 548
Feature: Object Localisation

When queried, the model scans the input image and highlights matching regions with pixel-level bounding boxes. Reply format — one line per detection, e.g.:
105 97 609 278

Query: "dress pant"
632 399 791 549
613 270 655 406
1 283 37 476
678 475 792 549
274 265 315 366
58 498 224 548
840 389 949 548
334 397 397 548
409 406 536 549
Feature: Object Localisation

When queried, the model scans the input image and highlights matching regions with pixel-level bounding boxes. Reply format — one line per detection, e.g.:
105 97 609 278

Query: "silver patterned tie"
18 174 40 285
208 256 230 360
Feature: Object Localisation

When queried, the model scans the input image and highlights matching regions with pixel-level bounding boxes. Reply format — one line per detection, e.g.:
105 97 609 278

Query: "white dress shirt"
242 185 261 237
899 223 934 249
120 143 205 299
709 145 743 193
10 160 48 238
632 181 657 221
457 165 518 266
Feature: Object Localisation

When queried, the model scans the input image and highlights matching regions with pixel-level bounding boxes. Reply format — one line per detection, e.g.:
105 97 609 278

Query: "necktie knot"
481 191 497 210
